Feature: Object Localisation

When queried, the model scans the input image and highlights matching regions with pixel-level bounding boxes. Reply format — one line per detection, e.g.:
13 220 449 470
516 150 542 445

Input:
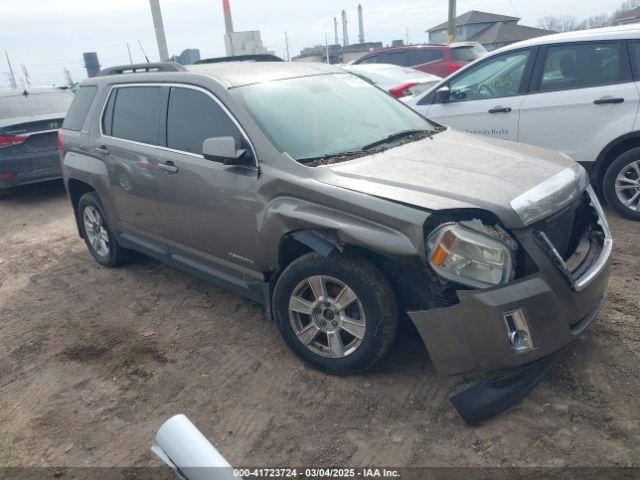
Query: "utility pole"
447 0 456 43
333 17 339 45
127 43 133 64
149 0 169 61
284 31 290 62
5 51 17 89
325 33 330 64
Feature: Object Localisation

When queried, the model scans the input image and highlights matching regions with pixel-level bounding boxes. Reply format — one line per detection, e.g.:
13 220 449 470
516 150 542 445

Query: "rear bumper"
0 150 61 188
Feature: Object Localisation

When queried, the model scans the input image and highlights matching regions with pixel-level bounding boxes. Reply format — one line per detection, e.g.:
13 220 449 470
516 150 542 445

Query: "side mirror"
436 86 451 103
202 137 247 165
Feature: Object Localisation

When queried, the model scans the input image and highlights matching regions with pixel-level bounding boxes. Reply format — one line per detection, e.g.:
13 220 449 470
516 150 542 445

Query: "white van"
403 24 640 220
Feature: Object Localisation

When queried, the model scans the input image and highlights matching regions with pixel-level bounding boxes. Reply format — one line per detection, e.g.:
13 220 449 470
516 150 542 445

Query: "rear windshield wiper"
361 129 433 151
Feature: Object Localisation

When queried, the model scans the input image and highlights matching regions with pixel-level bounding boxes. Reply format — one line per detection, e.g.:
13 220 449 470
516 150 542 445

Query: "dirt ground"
0 180 638 469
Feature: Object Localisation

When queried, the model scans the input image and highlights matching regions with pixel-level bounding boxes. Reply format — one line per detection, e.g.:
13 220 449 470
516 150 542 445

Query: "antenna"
127 42 133 64
138 39 151 63
5 51 17 89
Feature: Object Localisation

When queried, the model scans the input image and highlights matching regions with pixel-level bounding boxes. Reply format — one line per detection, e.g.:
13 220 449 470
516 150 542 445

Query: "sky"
0 0 620 87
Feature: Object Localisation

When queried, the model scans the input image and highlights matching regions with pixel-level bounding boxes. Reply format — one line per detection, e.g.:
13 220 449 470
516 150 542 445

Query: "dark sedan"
0 87 73 197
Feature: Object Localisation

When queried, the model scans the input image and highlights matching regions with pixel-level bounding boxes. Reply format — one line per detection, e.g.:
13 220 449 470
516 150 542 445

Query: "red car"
352 42 487 78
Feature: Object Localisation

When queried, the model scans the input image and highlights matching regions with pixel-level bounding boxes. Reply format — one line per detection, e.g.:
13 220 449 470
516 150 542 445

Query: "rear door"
154 85 261 283
518 40 638 164
99 85 167 249
423 48 534 141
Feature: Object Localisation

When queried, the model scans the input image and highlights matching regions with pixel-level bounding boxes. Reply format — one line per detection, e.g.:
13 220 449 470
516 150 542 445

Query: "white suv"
404 24 640 220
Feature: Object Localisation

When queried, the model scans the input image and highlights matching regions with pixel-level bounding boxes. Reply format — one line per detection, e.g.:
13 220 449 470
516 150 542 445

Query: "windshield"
0 91 72 118
452 44 488 62
231 73 434 160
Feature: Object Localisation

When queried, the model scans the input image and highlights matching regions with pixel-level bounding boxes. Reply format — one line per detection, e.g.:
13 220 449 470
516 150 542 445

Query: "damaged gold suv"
60 62 611 423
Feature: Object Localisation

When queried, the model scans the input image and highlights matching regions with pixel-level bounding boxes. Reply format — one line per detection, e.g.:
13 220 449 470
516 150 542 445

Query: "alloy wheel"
615 159 640 212
288 275 366 358
83 206 110 258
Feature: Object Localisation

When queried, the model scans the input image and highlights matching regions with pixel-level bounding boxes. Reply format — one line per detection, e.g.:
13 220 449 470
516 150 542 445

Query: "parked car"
351 42 487 78
0 86 73 197
60 61 610 423
403 24 640 220
341 63 441 98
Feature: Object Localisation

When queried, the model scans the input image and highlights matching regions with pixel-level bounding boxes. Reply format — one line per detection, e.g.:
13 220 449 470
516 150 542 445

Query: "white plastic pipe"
151 414 237 480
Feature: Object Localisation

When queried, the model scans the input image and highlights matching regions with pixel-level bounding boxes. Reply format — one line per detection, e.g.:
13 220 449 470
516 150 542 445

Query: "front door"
518 40 639 164
154 86 262 282
425 48 533 141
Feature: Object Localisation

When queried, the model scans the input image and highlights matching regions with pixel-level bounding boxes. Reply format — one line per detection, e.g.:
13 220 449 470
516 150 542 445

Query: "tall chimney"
222 0 234 34
333 17 339 45
149 0 169 61
357 5 365 43
342 10 349 47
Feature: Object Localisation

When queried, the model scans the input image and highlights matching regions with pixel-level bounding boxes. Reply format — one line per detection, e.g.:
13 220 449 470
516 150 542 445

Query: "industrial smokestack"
341 10 349 47
222 0 234 34
358 4 365 43
333 17 339 45
148 0 169 61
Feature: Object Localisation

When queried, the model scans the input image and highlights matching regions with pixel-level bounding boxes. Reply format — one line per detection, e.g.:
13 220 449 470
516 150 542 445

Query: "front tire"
603 148 640 220
78 192 129 267
273 252 398 375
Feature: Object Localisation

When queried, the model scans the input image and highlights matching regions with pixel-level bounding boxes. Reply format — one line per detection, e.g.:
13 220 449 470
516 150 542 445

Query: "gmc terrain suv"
60 62 611 423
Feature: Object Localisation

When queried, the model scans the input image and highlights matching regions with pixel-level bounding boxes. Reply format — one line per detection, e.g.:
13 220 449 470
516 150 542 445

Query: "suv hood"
313 129 582 228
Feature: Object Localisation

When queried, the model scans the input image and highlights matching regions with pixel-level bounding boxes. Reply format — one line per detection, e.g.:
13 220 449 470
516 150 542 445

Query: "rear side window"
110 86 161 145
452 45 487 62
382 51 410 67
539 42 627 92
166 87 243 155
63 86 97 131
357 54 380 64
408 49 443 65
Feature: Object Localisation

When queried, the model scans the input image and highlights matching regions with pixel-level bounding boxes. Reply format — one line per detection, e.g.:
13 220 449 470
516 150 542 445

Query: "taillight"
389 81 420 99
447 64 463 72
57 130 64 151
0 135 28 149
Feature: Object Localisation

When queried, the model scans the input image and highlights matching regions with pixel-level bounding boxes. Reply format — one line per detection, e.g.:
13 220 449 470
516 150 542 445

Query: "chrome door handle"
488 106 512 113
158 161 178 173
594 97 624 105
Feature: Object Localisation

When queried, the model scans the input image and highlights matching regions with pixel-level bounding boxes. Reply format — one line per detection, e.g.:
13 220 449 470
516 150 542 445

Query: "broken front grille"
535 186 612 292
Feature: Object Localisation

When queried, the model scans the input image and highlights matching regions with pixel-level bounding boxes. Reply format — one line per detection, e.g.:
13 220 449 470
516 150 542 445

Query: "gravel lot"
0 180 638 468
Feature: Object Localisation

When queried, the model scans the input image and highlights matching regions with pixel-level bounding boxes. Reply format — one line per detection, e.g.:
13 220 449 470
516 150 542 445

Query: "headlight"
427 222 515 288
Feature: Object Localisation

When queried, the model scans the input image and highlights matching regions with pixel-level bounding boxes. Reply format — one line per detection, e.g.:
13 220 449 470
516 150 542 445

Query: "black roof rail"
97 62 186 76
195 54 284 64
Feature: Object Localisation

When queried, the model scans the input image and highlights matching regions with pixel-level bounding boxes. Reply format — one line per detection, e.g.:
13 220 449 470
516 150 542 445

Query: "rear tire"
0 188 11 199
272 252 398 375
77 192 129 267
603 148 640 221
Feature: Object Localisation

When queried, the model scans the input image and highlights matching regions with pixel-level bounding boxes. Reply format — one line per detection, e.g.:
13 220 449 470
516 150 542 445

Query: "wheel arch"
275 228 433 312
593 132 640 191
67 178 96 238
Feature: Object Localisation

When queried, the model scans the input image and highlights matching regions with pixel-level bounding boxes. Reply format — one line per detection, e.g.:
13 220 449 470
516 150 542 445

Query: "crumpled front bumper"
407 194 611 423
408 267 608 376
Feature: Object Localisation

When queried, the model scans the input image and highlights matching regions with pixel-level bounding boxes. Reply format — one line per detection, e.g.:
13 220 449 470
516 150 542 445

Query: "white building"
224 30 272 56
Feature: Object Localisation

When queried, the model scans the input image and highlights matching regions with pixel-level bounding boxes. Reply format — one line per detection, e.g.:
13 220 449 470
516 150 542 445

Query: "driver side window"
447 49 531 102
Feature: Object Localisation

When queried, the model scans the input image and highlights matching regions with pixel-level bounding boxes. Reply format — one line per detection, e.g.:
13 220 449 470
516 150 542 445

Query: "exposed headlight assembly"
427 222 515 288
